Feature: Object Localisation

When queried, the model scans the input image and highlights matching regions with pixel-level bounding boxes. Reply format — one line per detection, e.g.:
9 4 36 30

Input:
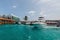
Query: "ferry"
0 14 21 24
0 18 15 24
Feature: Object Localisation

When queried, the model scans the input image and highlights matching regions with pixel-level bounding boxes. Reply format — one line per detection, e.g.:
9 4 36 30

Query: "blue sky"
0 0 60 20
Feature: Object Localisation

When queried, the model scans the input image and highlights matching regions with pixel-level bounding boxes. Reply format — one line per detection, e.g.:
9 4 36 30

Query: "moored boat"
0 18 15 24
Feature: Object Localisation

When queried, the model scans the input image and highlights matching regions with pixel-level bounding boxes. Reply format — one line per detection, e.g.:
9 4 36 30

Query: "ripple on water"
0 24 59 40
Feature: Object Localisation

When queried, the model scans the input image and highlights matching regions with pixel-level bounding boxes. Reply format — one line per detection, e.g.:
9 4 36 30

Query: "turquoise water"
0 24 60 40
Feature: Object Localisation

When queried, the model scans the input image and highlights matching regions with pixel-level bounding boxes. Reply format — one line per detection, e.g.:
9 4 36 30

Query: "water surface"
0 24 60 40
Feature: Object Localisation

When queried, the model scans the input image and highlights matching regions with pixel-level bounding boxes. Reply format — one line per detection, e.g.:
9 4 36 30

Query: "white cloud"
32 0 51 5
40 10 45 15
41 0 51 2
33 0 60 7
27 10 37 20
39 10 47 17
28 11 36 16
32 0 60 20
38 0 51 4
12 5 17 8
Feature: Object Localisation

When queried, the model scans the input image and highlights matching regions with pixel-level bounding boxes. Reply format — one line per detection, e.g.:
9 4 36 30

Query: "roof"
0 18 15 22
